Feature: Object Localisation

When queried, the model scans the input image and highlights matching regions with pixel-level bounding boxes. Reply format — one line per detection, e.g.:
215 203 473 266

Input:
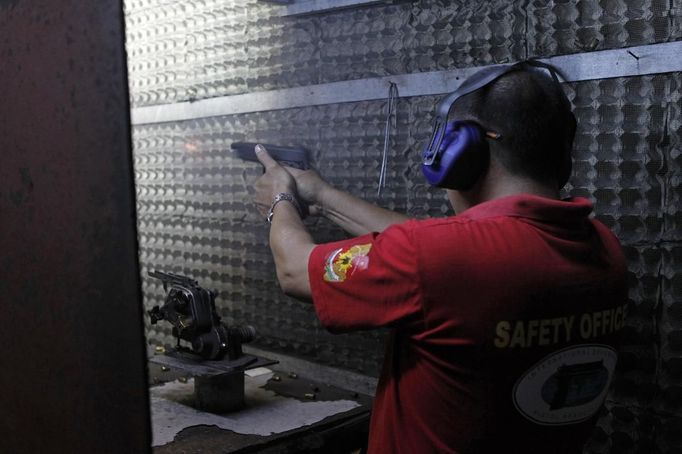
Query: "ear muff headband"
422 60 575 190
525 60 576 188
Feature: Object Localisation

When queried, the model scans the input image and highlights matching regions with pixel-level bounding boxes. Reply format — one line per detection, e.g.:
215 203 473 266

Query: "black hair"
451 68 576 186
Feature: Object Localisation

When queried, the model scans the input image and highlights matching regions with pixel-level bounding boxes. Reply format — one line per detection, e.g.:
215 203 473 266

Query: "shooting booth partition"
125 1 682 453
0 0 151 452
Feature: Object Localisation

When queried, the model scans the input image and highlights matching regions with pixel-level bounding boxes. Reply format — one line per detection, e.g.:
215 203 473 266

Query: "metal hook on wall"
378 81 399 197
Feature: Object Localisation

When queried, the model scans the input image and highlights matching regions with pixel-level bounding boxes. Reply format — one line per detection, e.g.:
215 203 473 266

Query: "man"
251 63 627 453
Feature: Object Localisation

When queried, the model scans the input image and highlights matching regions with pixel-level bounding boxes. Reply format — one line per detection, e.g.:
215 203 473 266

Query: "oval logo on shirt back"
513 344 617 425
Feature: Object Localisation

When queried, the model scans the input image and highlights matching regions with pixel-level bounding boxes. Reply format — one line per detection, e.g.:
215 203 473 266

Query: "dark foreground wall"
125 1 682 452
0 1 150 452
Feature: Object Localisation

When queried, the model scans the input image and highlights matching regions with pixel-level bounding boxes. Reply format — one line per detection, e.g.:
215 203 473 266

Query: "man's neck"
479 176 559 202
447 174 560 214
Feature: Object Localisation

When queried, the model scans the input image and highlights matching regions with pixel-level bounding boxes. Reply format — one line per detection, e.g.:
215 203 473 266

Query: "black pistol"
231 142 310 170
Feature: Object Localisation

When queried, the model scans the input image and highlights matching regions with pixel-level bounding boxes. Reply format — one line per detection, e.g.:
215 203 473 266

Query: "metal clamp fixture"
148 271 277 412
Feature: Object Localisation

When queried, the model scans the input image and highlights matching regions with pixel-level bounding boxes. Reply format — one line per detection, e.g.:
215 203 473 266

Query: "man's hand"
253 144 298 218
251 144 314 300
254 143 409 235
283 166 328 216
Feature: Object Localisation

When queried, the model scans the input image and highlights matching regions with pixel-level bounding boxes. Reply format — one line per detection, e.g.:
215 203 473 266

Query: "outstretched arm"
252 145 313 300
286 167 409 236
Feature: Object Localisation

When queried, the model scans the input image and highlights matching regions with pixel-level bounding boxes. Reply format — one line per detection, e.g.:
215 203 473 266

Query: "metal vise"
147 270 275 413
148 270 254 361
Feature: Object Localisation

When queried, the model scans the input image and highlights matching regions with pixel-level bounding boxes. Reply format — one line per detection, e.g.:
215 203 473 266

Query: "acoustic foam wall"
125 0 682 106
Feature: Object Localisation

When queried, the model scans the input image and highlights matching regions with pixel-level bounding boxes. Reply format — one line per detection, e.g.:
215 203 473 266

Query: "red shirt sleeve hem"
308 243 338 332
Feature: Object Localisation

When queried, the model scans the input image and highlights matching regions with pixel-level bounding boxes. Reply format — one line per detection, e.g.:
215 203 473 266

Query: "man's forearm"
269 201 315 300
316 184 409 236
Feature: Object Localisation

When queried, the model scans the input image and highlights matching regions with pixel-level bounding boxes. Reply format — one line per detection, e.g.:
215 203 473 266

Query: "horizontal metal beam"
131 40 682 125
545 41 682 83
277 0 394 17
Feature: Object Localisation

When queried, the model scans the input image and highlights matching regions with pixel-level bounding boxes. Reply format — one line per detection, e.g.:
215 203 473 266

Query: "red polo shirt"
308 194 627 454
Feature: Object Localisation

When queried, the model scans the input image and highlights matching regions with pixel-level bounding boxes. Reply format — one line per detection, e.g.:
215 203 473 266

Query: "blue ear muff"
422 121 489 190
422 60 574 190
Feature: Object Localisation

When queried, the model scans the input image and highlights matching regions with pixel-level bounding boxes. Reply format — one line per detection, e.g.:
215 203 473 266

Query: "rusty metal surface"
0 0 151 452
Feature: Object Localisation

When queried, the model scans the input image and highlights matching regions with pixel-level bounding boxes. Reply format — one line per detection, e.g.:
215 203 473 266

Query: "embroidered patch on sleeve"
323 244 372 282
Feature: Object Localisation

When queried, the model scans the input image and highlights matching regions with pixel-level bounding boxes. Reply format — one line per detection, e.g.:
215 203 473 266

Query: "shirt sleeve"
307 222 423 334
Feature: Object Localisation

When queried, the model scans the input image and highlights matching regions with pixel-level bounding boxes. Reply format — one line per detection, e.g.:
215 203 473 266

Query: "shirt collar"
459 194 594 224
